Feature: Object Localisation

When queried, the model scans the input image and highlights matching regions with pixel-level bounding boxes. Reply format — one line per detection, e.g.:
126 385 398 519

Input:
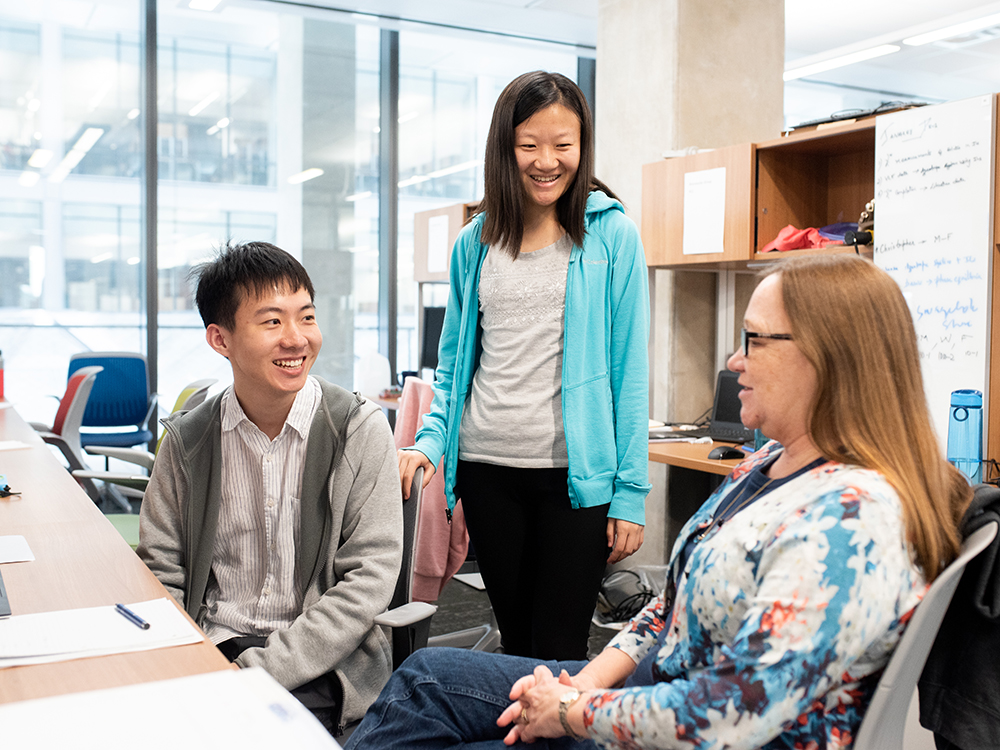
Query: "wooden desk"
648 441 743 476
0 404 231 704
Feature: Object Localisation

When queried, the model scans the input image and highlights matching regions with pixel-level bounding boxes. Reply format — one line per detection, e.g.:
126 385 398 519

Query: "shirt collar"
220 377 320 439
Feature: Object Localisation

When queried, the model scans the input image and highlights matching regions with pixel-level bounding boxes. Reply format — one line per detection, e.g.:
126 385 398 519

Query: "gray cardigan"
138 379 403 725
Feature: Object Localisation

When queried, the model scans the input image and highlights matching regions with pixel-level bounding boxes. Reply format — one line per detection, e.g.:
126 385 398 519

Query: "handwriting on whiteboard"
874 95 994 449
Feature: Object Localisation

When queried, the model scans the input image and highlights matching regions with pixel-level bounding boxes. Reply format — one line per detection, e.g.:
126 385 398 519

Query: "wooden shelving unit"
641 118 876 269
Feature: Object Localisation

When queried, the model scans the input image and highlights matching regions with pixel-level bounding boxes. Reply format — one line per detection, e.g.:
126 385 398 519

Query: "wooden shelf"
642 118 876 269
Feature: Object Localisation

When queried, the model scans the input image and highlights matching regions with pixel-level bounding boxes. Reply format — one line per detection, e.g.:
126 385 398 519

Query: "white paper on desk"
0 440 30 451
0 401 12 409
682 166 726 255
0 668 341 750
0 598 202 667
0 535 34 562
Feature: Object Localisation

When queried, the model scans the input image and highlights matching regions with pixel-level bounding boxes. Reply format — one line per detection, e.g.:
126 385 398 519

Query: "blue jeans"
345 648 601 750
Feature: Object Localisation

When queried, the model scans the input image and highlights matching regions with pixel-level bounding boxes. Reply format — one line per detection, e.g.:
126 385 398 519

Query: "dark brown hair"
192 241 314 330
768 255 970 580
479 71 620 256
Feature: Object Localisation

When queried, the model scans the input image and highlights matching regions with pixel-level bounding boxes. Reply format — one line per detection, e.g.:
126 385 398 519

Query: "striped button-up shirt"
202 377 321 645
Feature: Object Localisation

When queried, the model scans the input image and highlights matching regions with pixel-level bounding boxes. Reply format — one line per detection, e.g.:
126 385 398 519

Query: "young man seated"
138 241 403 734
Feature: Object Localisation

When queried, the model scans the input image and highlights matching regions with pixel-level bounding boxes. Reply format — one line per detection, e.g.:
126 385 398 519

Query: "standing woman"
398 71 651 661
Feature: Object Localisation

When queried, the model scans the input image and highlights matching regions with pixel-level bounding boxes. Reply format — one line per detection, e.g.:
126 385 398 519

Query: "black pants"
217 635 343 735
456 460 610 661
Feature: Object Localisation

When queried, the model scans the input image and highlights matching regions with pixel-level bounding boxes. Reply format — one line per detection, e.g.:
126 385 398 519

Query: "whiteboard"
874 94 995 449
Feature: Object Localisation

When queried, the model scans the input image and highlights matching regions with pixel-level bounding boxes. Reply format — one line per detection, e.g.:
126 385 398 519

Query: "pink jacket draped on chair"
394 376 469 603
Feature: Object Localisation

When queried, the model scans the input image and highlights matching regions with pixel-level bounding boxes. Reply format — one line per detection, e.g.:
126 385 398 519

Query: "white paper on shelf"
0 668 342 750
0 535 34 563
682 166 726 255
427 214 449 273
0 598 202 667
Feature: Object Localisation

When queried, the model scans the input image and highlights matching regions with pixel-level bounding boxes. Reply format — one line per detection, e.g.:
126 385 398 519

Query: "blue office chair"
68 352 157 454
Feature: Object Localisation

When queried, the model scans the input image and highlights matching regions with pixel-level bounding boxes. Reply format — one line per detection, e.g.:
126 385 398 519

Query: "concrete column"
596 0 783 565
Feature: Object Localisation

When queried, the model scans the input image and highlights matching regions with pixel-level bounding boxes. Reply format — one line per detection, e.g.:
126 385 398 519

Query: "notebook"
649 370 754 444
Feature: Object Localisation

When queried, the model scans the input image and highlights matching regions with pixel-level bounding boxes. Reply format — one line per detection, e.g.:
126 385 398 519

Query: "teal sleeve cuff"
607 481 650 526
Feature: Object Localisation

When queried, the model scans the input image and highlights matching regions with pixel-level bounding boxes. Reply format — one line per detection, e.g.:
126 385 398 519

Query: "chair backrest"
853 518 999 750
154 378 218 454
387 467 423 667
170 378 217 413
392 466 423 610
68 352 151 427
51 366 103 459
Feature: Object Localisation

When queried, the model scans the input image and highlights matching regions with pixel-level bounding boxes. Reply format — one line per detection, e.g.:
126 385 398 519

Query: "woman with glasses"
347 253 971 750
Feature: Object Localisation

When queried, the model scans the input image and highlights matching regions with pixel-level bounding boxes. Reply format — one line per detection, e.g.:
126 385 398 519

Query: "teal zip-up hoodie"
412 190 651 525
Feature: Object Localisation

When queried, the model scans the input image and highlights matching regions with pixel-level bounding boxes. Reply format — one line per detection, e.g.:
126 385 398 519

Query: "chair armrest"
374 602 438 628
85 446 155 471
71 471 149 493
28 422 52 432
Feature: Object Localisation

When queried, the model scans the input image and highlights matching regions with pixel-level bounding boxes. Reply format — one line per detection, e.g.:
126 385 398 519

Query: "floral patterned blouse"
582 442 928 749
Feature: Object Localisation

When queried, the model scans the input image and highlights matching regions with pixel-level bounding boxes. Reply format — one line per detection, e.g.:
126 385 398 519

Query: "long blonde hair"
769 255 970 580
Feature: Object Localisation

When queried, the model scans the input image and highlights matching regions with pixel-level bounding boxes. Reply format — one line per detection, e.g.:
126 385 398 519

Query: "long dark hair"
479 70 620 256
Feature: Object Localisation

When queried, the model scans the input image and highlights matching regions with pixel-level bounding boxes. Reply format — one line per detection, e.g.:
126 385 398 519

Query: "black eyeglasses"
741 328 794 357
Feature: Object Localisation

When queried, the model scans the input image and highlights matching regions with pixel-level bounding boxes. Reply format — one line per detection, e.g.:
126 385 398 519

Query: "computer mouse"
707 445 745 460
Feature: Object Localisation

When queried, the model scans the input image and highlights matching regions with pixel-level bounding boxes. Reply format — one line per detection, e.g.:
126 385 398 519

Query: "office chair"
389 374 502 653
76 377 217 494
853 516 998 750
68 352 157 455
29 366 104 502
72 379 217 545
374 466 438 668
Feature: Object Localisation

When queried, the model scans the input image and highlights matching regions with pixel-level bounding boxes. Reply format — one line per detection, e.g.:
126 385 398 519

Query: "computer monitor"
420 306 446 371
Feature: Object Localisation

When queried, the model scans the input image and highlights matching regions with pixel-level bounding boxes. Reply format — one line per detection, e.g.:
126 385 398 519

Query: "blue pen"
115 603 150 630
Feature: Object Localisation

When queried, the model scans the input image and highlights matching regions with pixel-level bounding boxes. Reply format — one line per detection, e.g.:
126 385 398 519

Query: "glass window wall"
395 30 579 373
0 0 586 437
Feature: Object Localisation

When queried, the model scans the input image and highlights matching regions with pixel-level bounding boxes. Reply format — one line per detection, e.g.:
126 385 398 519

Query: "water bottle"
754 428 768 451
947 389 982 483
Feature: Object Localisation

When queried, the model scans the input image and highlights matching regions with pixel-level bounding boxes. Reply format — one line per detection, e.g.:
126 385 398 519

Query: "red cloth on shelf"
760 224 839 253
393 376 469 603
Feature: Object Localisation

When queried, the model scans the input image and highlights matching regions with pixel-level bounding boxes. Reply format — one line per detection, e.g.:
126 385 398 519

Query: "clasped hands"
496 664 595 745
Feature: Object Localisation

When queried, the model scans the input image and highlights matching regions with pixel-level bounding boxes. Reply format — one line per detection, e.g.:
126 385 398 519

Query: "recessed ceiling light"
288 168 324 184
904 12 1000 46
784 45 900 81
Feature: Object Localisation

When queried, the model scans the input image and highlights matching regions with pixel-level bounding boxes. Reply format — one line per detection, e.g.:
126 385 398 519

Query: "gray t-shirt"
458 233 571 468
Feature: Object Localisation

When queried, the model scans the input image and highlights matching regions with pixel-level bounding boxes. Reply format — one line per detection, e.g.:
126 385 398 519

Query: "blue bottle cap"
951 389 983 407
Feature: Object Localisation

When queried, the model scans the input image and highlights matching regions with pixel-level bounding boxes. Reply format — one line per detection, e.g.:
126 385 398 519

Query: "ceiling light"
398 112 419 124
216 117 230 129
127 257 140 265
426 159 482 179
26 98 40 113
88 82 113 111
48 165 71 183
188 0 223 10
91 252 113 264
904 12 1000 45
398 175 431 188
206 125 219 135
48 128 105 183
73 127 105 152
345 191 373 202
27 149 53 168
783 44 900 81
287 168 324 184
127 108 140 120
188 92 219 117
